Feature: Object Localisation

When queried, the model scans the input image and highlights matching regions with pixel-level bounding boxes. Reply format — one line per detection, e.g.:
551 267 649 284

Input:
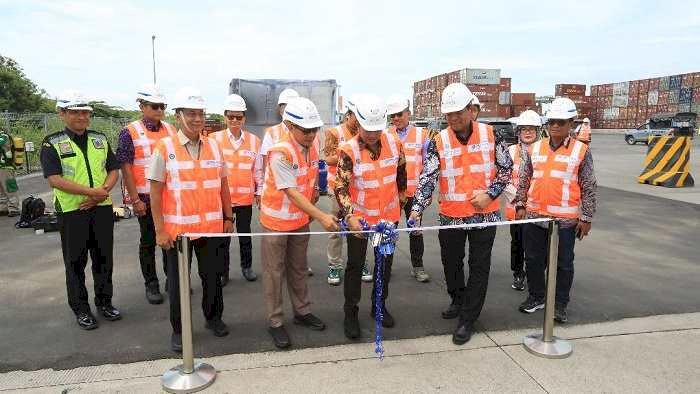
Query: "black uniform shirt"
40 128 120 180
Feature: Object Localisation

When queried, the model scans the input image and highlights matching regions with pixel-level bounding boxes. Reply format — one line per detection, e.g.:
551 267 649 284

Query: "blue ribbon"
370 220 398 360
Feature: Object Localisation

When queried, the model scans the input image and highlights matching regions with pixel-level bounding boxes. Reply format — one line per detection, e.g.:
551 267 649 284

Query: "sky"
2 0 699 113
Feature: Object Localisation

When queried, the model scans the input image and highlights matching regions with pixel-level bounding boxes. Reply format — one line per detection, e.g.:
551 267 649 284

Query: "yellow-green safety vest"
49 131 112 213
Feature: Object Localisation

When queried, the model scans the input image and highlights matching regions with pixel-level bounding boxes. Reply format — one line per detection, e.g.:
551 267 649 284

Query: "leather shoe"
344 307 361 339
293 313 326 331
99 305 122 321
442 302 461 319
205 319 230 337
171 333 182 353
452 323 473 345
242 268 257 282
145 284 164 304
371 306 395 328
268 325 291 349
76 312 99 330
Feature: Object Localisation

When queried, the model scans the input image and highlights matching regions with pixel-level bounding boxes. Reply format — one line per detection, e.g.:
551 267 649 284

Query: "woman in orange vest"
148 88 234 353
575 117 592 144
211 94 262 284
259 97 339 349
503 110 541 292
116 84 176 305
409 83 514 345
336 95 407 340
515 98 597 324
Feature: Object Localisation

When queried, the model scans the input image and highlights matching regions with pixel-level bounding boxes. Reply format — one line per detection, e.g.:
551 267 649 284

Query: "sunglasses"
548 119 568 126
147 103 166 110
225 114 245 121
389 112 404 119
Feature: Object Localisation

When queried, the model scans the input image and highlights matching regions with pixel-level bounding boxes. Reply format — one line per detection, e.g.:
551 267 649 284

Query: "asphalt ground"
0 134 698 372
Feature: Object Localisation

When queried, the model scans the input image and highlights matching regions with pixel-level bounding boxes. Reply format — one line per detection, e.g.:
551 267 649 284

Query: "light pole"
152 35 157 84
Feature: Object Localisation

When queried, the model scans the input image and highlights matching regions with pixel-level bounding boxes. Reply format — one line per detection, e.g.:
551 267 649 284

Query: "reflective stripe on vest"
128 120 176 194
212 129 260 206
326 124 354 190
50 132 112 213
340 132 400 225
527 138 587 219
436 122 500 217
402 126 424 197
158 136 224 239
260 136 319 231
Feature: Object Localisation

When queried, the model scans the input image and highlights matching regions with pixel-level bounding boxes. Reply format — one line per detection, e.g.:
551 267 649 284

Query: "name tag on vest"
442 147 462 158
201 160 223 168
555 155 577 164
468 142 491 153
380 157 398 167
240 150 256 158
531 155 547 163
405 142 421 149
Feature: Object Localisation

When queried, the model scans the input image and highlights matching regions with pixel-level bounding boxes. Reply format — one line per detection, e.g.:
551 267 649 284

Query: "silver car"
624 123 671 145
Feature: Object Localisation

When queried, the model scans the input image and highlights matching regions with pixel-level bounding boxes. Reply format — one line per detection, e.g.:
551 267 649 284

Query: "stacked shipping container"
590 72 700 129
553 84 596 120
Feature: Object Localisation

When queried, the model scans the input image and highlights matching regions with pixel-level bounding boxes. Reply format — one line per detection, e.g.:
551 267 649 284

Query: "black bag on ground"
31 213 59 232
15 196 46 229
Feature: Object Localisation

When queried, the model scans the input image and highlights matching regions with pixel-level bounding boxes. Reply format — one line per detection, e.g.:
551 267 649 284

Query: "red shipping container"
682 73 694 87
694 89 700 103
649 78 660 91
555 84 586 96
590 86 599 97
497 105 512 118
628 94 638 106
638 79 649 93
693 73 700 88
668 104 679 113
658 91 669 106
499 78 512 92
511 93 536 106
468 84 500 102
479 102 498 117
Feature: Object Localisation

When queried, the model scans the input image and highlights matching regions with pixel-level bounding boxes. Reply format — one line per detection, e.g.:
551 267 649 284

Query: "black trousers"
438 226 497 326
137 207 167 287
403 197 424 268
509 224 525 275
166 237 225 334
344 234 393 311
221 205 253 276
58 206 114 315
523 223 576 307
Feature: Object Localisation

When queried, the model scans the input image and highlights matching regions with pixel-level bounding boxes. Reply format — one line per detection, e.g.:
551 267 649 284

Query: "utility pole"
152 35 157 84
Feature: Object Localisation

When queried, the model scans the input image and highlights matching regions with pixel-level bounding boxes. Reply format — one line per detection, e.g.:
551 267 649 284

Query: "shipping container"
679 103 691 112
668 104 679 113
479 101 499 117
668 89 680 104
511 93 536 106
679 87 693 104
512 104 537 116
448 70 461 84
464 68 501 85
612 94 629 107
658 91 670 106
467 84 500 102
692 103 700 113
613 82 629 96
628 94 638 107
694 73 700 88
497 105 512 119
591 85 599 97
669 75 682 90
659 76 670 91
638 79 650 93
694 89 700 103
682 73 694 87
647 90 658 105
499 91 511 105
499 78 511 91
649 78 660 91
555 84 586 97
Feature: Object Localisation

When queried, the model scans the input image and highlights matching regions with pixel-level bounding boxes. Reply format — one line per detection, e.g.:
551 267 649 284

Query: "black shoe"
554 305 568 323
221 275 230 287
371 306 395 328
511 272 526 291
452 323 473 345
205 319 230 337
442 302 461 320
99 304 122 321
171 333 182 353
268 325 291 349
344 307 360 339
293 313 326 331
242 268 257 282
519 296 545 313
76 312 99 330
146 283 164 304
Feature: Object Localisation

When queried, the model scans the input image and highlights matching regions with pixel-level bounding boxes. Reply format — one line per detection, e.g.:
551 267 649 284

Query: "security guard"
40 90 121 330
116 84 176 304
0 127 20 216
409 83 513 345
149 88 234 352
336 95 407 338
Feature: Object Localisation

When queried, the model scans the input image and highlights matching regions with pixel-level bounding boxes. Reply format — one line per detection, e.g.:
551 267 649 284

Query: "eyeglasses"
389 112 404 119
295 126 319 135
147 103 166 110
548 119 568 126
225 114 245 121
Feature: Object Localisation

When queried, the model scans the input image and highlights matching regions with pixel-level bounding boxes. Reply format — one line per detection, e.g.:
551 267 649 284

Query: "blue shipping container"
669 75 682 90
679 87 693 104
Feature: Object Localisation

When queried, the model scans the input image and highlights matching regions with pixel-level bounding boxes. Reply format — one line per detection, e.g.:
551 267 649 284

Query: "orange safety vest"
326 123 355 191
155 135 224 240
505 143 523 220
211 129 260 206
260 135 319 231
127 119 176 194
263 122 289 147
339 132 401 225
435 121 500 217
527 138 588 219
388 125 424 197
576 124 591 143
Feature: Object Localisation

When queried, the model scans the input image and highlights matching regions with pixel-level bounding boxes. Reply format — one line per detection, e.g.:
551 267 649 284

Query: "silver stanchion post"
523 221 573 358
162 235 217 393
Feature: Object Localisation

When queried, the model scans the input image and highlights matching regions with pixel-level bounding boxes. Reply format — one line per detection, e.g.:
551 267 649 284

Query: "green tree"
0 55 52 112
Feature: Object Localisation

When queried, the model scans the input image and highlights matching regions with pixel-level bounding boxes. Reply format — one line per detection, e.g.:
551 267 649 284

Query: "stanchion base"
161 362 216 393
523 334 573 359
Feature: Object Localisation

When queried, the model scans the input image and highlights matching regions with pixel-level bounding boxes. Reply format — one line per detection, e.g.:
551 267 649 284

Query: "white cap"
136 84 166 104
283 97 324 128
171 87 207 110
386 94 409 115
547 97 577 120
516 110 542 127
56 90 93 111
354 94 387 132
440 83 475 114
583 117 590 123
223 94 247 112
278 88 300 105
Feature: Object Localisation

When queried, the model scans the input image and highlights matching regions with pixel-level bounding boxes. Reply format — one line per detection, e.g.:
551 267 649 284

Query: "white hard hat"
440 83 475 114
223 94 247 112
171 87 207 110
278 88 300 105
283 97 324 128
546 97 577 120
386 94 409 115
516 110 542 127
354 94 387 132
56 90 93 111
345 94 360 114
136 84 166 104
583 117 590 123
471 94 481 108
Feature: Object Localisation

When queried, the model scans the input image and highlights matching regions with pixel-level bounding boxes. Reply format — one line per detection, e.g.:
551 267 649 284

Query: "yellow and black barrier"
638 136 694 188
